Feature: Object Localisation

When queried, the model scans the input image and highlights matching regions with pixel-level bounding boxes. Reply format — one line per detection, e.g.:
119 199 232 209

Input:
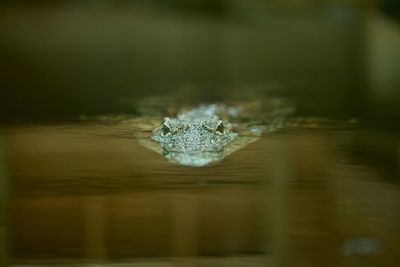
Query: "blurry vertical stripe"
0 132 9 266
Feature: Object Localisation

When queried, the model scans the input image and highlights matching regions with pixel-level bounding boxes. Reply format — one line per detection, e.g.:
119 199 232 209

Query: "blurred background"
1 1 400 267
0 0 399 125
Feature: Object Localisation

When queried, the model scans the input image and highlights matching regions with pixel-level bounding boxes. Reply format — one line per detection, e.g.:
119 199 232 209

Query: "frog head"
152 116 237 166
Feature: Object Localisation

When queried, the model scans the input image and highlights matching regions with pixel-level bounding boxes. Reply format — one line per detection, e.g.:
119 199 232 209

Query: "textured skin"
151 105 238 166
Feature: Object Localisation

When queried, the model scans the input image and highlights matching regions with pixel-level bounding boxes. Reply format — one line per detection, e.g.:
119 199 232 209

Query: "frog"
147 100 294 166
83 97 295 167
151 104 239 166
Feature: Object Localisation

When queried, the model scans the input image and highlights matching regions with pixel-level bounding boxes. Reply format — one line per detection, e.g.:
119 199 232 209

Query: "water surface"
3 117 400 267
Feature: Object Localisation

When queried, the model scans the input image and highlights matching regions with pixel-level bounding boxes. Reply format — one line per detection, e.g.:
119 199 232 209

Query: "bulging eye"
204 120 225 134
161 124 172 136
216 121 225 134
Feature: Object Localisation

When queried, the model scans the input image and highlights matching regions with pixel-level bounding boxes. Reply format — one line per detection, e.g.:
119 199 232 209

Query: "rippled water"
2 116 399 267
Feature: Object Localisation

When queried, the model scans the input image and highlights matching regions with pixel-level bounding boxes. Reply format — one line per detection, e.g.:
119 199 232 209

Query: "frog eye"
215 121 225 134
161 124 172 136
204 120 225 134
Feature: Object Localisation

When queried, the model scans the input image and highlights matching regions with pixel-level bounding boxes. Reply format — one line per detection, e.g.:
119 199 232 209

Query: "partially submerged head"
152 114 237 166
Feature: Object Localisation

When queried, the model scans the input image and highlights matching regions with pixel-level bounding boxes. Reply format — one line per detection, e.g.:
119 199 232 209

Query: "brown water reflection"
5 122 400 267
1 1 400 266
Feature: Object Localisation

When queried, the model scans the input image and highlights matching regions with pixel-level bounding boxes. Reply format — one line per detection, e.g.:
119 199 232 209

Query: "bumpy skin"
151 105 238 166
